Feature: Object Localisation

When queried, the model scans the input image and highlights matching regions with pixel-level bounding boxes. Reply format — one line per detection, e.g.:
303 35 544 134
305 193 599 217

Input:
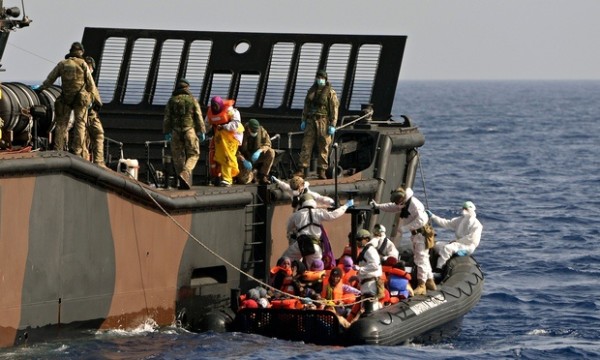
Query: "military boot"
414 280 427 296
293 167 305 178
317 168 327 180
178 171 191 190
425 278 437 291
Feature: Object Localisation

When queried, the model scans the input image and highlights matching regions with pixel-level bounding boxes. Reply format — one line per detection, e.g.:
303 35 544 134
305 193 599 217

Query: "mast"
0 0 31 71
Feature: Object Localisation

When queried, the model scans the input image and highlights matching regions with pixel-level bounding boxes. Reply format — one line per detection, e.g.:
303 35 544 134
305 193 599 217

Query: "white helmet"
373 224 386 235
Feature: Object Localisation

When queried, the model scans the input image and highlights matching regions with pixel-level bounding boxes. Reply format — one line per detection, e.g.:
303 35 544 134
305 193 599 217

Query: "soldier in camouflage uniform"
41 42 101 156
163 78 205 189
83 56 106 166
296 69 339 179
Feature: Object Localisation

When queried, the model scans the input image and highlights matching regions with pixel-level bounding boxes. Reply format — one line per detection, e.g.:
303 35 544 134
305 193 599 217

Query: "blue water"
2 81 599 359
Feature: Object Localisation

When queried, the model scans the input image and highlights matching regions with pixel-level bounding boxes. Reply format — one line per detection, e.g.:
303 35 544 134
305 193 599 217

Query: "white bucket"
118 158 139 180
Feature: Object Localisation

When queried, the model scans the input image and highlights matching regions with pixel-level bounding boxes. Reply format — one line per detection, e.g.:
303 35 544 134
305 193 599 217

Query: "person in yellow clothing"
205 96 244 187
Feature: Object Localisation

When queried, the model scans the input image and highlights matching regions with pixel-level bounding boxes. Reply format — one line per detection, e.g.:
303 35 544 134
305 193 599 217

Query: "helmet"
210 96 224 113
289 176 304 191
462 201 476 211
84 56 96 70
373 224 386 235
355 229 371 239
390 187 406 204
177 78 190 88
299 193 316 208
70 41 84 52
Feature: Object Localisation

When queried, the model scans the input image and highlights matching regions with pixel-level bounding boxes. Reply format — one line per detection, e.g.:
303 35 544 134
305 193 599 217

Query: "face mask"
250 132 258 137
292 190 300 196
316 78 326 87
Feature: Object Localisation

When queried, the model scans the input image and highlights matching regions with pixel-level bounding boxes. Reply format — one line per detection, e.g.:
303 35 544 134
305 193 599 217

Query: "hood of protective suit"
404 187 414 201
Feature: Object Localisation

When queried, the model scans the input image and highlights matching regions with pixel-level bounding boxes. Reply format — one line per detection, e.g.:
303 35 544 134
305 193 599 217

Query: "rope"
120 170 374 307
416 150 430 209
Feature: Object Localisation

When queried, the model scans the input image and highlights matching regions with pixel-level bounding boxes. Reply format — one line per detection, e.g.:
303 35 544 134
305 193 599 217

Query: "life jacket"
302 270 325 282
382 265 412 299
206 99 235 126
321 281 357 305
338 265 357 285
270 298 303 309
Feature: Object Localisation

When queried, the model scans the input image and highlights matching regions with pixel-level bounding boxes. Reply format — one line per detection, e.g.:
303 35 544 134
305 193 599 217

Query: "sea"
1 80 599 359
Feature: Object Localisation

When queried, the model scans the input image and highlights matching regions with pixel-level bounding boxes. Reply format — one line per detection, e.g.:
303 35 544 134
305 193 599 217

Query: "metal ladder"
241 189 269 281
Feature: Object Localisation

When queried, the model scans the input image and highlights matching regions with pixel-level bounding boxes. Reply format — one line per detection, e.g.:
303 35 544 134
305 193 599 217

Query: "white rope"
122 170 375 307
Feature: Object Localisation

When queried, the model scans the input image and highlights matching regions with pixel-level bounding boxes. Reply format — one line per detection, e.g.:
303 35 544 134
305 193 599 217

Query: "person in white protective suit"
272 175 334 211
371 224 399 264
427 201 483 271
283 193 353 270
370 187 434 296
354 229 383 313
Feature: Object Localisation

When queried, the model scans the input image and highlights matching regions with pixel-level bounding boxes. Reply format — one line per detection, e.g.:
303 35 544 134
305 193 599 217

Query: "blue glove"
345 199 354 208
242 159 253 170
197 132 205 142
164 133 172 142
30 84 41 90
251 149 261 163
300 120 306 131
426 210 433 218
327 126 335 136
456 250 469 257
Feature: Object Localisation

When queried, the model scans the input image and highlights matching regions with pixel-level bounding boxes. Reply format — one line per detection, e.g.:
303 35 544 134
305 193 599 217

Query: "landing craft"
0 2 482 347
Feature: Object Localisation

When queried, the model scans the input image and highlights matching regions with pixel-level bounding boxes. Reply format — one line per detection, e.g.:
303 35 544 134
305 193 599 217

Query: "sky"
1 0 600 82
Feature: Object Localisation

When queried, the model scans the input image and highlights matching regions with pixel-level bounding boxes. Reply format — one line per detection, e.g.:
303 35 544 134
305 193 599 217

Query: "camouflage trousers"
236 148 275 184
171 128 200 181
299 116 331 170
81 109 105 164
54 94 90 155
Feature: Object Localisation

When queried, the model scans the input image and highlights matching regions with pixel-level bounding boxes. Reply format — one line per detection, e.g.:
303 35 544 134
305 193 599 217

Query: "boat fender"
200 308 235 333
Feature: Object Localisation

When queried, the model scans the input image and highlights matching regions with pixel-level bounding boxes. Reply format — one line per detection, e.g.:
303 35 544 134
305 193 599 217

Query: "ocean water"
1 80 599 359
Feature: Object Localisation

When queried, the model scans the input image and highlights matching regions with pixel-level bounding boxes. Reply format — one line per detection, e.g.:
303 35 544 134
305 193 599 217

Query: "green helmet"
390 187 406 204
462 201 476 211
299 193 316 208
355 229 371 239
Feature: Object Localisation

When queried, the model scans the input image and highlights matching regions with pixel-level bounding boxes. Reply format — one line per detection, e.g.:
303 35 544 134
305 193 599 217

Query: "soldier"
236 118 275 185
295 69 339 179
40 42 101 156
83 56 106 167
163 78 206 189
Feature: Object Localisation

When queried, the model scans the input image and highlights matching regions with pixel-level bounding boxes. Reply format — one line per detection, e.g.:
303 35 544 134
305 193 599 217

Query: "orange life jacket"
207 99 235 126
321 281 357 304
270 298 303 309
382 265 412 281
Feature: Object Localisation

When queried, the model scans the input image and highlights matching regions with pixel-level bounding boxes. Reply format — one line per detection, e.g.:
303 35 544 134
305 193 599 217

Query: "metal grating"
324 43 351 96
263 42 294 109
96 37 126 104
291 42 323 109
185 40 212 101
349 44 381 110
82 28 406 119
208 72 232 101
123 38 156 105
152 39 185 105
236 73 260 108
